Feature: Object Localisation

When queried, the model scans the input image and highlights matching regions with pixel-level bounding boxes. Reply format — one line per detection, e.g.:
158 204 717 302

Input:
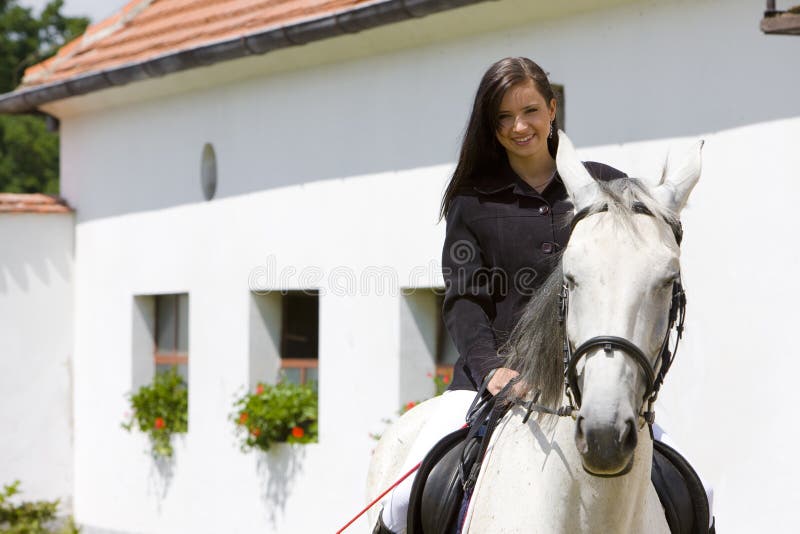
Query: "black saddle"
407 390 506 534
406 425 474 534
408 430 713 534
652 439 712 534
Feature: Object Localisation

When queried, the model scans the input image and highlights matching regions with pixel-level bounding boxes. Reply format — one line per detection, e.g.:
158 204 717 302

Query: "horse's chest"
463 412 669 534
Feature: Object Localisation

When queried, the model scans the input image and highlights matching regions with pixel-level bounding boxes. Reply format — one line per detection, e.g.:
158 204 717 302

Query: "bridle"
520 202 687 431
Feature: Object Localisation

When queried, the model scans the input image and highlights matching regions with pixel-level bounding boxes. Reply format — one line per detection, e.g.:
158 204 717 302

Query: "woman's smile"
512 134 534 145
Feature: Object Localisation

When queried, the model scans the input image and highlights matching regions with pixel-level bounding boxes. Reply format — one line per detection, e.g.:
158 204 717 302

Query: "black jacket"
442 159 627 391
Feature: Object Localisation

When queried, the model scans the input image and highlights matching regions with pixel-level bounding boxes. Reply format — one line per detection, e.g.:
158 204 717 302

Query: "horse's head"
555 132 702 476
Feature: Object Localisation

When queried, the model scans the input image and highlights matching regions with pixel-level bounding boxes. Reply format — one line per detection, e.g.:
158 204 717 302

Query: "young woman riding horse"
372 57 713 533
374 57 626 533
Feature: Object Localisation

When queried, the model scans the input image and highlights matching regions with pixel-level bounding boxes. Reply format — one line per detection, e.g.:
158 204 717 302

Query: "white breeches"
381 390 476 532
380 391 715 532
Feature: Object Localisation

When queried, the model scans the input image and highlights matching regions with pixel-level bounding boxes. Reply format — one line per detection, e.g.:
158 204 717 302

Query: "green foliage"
232 381 318 452
0 114 58 193
0 480 80 533
122 367 188 458
0 0 90 193
432 371 450 396
0 1 89 93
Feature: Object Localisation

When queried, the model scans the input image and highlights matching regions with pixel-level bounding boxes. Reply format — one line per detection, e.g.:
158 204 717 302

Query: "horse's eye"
660 273 679 288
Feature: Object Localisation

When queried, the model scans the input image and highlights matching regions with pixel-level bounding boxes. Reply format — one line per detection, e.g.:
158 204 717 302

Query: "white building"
1 0 798 532
0 194 74 510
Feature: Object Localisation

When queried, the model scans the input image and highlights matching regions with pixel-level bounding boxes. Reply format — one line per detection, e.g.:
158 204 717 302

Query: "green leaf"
230 381 318 453
122 367 188 458
1 0 90 193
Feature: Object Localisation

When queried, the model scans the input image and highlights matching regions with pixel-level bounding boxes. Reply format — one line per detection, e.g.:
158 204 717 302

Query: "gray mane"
500 177 677 412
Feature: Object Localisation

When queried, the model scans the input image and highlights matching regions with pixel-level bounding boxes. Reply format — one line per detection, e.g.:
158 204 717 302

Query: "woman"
374 57 626 533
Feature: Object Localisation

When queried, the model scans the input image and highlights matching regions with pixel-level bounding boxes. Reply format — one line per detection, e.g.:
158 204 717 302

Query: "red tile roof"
22 0 372 88
0 194 73 214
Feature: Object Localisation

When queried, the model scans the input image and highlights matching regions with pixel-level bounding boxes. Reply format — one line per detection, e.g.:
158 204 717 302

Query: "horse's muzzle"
575 414 638 477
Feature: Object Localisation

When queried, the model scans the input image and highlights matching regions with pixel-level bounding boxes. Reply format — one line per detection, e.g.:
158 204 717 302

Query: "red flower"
291 426 305 439
250 427 261 437
405 401 416 412
255 384 265 395
238 412 249 425
442 375 450 384
154 417 166 430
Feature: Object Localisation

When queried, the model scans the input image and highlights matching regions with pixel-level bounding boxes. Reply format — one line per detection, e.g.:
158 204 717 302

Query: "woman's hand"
487 367 520 396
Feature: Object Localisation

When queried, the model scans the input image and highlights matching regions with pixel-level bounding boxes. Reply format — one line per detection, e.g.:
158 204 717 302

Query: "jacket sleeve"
441 196 503 386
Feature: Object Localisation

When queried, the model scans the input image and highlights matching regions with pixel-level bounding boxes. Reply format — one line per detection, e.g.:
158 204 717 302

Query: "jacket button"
539 205 550 215
541 242 554 254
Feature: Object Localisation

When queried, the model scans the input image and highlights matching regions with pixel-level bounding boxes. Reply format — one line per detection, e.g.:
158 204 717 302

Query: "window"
435 293 459 383
399 288 457 401
154 293 189 381
201 143 217 201
280 291 319 387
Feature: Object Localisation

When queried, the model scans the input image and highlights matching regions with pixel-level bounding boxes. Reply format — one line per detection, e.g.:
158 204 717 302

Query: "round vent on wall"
201 143 217 201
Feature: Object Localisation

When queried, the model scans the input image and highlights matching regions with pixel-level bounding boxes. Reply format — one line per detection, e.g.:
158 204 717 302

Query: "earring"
548 123 554 139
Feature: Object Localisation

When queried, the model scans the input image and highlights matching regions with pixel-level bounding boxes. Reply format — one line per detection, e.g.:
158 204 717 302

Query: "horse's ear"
652 140 704 214
556 130 599 211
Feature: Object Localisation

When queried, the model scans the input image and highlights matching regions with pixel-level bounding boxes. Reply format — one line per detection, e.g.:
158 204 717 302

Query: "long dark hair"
439 57 559 220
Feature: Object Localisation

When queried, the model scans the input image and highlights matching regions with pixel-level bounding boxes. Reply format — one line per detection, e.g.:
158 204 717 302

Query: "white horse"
367 131 702 533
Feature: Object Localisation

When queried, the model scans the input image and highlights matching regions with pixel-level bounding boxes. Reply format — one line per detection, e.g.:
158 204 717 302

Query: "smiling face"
495 79 557 165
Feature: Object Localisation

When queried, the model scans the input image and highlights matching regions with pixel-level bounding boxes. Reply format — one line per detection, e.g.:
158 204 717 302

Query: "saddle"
652 439 712 534
407 392 506 534
408 422 713 534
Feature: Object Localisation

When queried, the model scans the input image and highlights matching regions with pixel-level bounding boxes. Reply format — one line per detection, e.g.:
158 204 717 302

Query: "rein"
518 202 687 430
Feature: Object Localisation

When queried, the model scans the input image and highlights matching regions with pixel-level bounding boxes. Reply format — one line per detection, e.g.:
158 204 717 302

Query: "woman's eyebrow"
498 102 540 114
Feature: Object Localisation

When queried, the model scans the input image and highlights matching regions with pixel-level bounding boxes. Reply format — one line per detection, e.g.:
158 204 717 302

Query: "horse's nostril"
620 418 637 453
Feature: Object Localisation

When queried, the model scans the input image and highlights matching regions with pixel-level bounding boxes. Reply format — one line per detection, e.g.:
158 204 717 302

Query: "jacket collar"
472 158 518 195
473 181 516 195
473 159 563 200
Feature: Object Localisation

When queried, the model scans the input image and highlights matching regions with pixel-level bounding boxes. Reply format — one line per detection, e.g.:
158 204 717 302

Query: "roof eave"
0 0 492 114
761 11 800 35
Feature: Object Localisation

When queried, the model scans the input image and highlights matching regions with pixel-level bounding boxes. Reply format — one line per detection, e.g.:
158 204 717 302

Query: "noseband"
520 202 687 429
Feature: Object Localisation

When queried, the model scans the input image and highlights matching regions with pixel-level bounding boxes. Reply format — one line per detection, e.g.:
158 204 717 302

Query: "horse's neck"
464 408 666 534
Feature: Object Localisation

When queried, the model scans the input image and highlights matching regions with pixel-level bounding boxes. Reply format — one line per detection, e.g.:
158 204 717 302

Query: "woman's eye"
526 108 538 114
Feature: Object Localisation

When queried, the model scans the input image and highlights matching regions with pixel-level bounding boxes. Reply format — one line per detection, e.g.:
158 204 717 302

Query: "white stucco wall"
54 0 798 532
0 212 74 509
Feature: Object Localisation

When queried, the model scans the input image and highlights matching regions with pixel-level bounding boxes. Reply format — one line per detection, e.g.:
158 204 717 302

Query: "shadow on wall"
256 445 306 528
147 451 177 508
0 215 72 294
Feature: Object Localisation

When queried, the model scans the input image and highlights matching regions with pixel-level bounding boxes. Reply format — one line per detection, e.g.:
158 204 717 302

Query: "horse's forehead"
565 213 678 272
